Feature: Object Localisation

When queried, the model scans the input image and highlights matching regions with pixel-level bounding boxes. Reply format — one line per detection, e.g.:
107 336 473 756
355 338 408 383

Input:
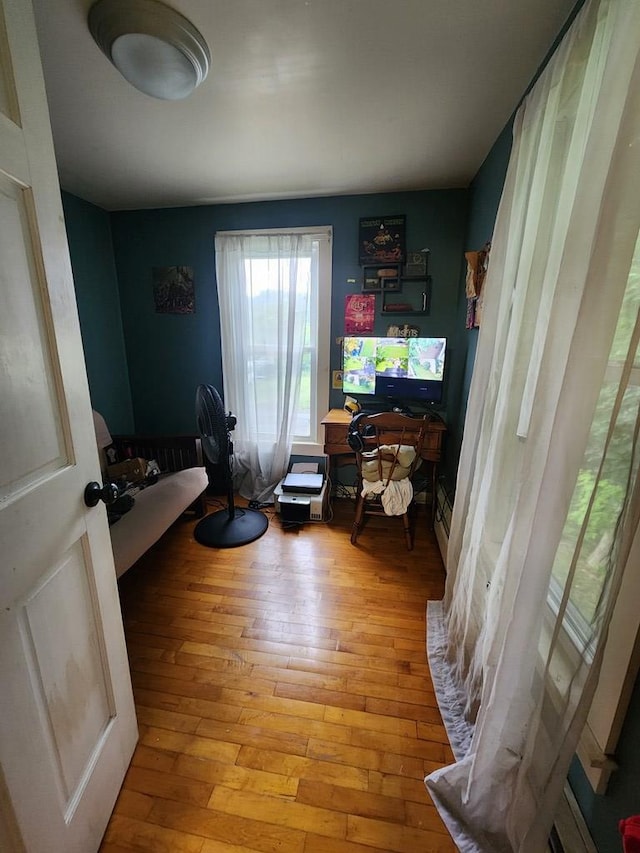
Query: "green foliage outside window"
552 245 640 624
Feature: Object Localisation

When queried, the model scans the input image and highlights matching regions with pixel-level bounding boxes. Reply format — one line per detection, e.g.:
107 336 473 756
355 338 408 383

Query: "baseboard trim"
434 482 452 565
434 517 448 565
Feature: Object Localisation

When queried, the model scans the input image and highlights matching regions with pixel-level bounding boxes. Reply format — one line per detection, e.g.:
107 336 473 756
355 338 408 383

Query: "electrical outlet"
332 370 343 389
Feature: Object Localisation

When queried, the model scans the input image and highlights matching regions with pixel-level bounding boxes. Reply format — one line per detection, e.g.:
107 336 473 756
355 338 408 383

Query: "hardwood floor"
100 497 455 853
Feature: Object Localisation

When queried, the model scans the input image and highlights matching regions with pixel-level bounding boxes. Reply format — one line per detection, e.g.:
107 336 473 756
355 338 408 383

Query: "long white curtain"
215 232 314 502
425 0 640 849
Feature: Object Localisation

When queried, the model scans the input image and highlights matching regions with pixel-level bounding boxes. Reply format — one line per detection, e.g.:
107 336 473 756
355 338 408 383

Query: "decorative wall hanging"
465 241 491 328
152 265 195 314
345 293 375 334
358 215 406 264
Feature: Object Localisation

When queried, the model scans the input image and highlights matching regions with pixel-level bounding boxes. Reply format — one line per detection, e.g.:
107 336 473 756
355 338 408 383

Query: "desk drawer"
324 423 350 450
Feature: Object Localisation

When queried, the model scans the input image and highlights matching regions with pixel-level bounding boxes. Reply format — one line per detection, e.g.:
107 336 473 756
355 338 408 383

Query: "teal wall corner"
62 191 134 433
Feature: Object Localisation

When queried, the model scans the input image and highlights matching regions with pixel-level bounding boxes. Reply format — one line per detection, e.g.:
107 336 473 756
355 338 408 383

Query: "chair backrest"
352 412 429 482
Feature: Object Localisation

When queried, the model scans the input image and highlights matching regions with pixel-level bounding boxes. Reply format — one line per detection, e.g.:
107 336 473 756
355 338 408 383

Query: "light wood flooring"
100 497 455 853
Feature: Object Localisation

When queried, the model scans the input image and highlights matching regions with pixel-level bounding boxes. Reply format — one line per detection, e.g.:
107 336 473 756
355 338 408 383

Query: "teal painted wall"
62 192 134 433
109 190 468 437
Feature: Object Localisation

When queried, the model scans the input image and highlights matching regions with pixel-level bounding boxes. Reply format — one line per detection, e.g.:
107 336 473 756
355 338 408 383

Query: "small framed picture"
404 251 428 277
152 266 195 314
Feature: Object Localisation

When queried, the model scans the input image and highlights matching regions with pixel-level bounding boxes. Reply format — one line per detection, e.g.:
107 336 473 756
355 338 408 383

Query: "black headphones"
347 413 375 452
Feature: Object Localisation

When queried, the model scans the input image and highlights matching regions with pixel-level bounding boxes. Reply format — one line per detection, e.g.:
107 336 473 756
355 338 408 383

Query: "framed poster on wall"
345 293 375 334
358 215 406 264
152 266 195 314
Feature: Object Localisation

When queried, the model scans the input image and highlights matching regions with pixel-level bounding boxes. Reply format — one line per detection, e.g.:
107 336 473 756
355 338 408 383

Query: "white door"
0 1 137 851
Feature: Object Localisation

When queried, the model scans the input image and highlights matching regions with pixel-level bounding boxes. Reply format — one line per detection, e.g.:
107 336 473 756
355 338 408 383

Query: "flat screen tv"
342 336 447 407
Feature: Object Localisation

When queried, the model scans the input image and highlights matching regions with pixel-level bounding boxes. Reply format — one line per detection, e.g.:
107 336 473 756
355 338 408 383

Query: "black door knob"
84 481 119 507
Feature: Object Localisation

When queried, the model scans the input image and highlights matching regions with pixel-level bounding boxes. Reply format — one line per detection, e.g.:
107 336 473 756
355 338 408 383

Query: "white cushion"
110 467 207 578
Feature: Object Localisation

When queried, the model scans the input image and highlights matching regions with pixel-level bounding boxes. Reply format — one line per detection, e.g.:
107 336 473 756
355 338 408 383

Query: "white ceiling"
32 0 577 212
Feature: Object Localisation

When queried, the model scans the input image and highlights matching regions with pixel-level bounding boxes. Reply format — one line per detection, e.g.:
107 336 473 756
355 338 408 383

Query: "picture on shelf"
404 251 429 277
387 323 420 338
359 216 406 264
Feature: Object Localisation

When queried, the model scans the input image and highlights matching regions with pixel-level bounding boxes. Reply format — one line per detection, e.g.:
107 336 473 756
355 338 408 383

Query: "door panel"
21 541 114 805
0 5 18 122
0 175 65 501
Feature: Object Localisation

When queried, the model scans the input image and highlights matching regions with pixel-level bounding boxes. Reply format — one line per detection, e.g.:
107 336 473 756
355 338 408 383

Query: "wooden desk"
321 408 446 523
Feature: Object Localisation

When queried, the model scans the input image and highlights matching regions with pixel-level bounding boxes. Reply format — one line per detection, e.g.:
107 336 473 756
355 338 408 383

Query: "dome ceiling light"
88 0 210 100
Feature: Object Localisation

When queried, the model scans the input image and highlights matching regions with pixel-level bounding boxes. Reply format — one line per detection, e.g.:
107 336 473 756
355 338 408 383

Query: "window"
238 231 331 448
548 234 640 791
551 243 639 630
215 227 332 500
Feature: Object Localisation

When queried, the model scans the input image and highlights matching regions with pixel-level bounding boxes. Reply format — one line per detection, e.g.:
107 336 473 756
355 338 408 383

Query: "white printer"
274 470 329 522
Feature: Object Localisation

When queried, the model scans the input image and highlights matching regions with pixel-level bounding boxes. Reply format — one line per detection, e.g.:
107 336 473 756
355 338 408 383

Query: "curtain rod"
215 226 332 238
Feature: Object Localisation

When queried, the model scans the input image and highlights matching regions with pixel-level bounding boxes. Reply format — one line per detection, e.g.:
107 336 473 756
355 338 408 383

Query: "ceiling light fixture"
88 0 210 100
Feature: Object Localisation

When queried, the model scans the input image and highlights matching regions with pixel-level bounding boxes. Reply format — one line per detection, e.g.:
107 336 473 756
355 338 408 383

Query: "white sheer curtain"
215 231 314 502
425 0 640 849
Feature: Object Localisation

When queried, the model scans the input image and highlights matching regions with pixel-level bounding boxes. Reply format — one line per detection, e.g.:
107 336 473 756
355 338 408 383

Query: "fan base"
194 507 268 548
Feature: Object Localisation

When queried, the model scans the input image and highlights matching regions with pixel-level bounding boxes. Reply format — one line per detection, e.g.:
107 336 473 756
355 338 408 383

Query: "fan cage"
194 383 268 547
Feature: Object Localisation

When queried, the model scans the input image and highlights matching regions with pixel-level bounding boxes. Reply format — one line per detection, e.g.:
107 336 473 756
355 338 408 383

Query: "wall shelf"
362 263 402 293
360 256 432 315
381 275 431 315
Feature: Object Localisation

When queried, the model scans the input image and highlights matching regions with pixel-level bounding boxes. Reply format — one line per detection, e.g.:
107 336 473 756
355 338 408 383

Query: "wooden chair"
349 412 428 551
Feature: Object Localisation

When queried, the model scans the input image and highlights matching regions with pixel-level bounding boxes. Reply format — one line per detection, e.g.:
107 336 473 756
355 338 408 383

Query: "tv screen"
342 336 446 405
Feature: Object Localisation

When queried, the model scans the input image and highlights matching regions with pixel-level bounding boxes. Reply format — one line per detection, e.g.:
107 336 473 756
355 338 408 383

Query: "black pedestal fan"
194 384 268 547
